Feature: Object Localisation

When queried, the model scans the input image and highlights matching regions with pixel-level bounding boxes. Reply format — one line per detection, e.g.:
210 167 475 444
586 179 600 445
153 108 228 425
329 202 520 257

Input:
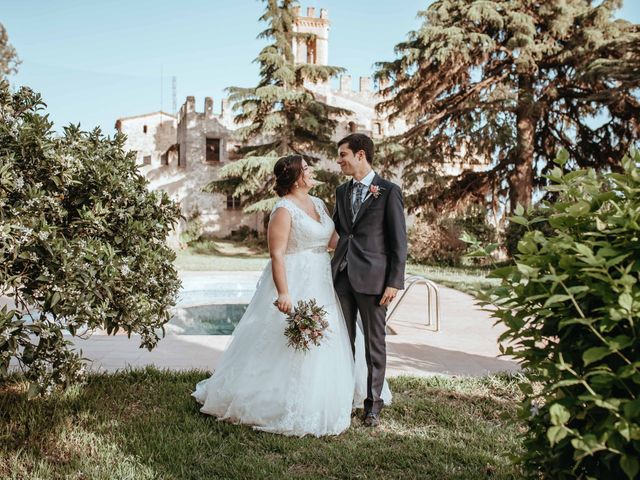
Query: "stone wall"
115 112 176 167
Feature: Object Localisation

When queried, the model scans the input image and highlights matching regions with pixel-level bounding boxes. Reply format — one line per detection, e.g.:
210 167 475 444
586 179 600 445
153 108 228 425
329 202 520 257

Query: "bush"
181 206 203 243
477 150 640 479
408 218 466 266
224 225 267 251
0 81 182 397
410 206 495 266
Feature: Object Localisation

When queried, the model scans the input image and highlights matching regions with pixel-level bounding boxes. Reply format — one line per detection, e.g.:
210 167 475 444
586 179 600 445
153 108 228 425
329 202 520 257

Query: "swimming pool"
166 271 261 335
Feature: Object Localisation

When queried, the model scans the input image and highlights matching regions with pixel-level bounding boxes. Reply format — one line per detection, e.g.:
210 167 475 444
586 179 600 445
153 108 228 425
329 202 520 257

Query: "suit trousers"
334 267 388 414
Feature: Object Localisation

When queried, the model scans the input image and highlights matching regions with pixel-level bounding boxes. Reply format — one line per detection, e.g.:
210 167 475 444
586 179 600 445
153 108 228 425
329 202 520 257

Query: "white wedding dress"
192 196 391 437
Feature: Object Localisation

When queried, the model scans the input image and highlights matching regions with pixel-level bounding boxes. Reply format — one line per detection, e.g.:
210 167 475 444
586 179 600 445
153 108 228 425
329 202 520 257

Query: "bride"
192 154 391 437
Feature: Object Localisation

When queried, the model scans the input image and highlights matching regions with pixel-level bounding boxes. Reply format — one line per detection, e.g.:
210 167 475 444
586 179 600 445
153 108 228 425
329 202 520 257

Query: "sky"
2 0 639 135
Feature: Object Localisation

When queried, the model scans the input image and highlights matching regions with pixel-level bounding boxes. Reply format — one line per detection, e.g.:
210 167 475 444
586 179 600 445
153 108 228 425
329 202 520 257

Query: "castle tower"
292 6 329 66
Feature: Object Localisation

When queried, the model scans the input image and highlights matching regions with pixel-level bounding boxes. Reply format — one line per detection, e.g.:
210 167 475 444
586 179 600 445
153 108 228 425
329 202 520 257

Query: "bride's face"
298 160 315 189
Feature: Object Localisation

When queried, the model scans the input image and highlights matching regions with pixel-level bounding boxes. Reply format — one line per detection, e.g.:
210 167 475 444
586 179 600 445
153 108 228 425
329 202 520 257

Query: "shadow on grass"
1 368 524 479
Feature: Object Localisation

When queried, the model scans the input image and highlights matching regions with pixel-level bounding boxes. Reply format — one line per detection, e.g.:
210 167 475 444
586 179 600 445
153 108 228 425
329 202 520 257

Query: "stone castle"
115 6 487 239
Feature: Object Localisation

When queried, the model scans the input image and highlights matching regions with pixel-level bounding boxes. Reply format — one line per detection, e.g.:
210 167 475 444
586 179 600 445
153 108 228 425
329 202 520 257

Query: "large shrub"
0 81 182 396
474 150 640 479
410 206 495 266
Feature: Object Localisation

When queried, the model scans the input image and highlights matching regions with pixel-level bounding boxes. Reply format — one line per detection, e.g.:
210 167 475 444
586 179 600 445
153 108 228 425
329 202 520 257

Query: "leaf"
566 286 590 294
488 266 516 279
583 347 612 366
516 262 538 277
620 456 639 480
567 201 590 217
555 149 569 166
514 203 525 216
509 215 529 226
544 294 571 307
608 335 633 351
575 243 593 257
623 399 640 418
619 292 633 312
551 378 583 388
459 231 478 244
547 425 568 445
50 291 61 308
549 403 571 426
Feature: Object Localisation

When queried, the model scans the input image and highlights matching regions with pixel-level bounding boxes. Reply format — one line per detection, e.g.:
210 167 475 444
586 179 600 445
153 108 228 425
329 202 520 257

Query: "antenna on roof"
160 65 164 118
172 76 177 116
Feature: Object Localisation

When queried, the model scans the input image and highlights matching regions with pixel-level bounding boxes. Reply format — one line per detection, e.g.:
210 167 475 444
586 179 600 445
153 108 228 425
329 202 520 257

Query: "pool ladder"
385 275 440 334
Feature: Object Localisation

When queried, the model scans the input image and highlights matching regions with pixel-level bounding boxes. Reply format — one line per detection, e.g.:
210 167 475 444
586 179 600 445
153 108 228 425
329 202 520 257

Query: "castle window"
143 155 151 165
374 122 382 135
206 138 221 163
226 195 241 210
177 144 183 167
348 121 357 133
143 125 148 134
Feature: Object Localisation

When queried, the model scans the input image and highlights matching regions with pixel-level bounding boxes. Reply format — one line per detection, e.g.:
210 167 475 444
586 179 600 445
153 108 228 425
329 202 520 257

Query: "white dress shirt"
351 170 376 209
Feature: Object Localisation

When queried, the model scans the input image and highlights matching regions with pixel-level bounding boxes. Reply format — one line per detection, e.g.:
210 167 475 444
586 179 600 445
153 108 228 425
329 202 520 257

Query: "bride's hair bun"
273 155 304 197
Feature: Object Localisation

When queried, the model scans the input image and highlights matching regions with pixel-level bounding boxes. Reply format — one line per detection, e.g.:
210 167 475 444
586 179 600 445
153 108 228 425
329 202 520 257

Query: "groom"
331 133 407 427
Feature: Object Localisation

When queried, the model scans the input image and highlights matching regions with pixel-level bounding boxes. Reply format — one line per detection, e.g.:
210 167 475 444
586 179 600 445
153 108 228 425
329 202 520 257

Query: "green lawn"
405 264 499 296
174 239 270 271
0 368 523 479
174 240 496 297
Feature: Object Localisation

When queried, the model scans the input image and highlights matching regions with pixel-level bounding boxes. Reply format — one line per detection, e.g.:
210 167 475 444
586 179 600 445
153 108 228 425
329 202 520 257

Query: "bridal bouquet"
275 298 329 352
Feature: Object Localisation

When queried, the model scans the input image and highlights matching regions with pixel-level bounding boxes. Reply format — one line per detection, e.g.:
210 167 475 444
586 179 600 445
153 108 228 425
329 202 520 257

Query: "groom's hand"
380 287 398 306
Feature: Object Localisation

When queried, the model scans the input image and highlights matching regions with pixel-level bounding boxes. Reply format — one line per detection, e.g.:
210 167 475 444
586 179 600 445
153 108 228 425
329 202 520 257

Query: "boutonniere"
369 184 384 199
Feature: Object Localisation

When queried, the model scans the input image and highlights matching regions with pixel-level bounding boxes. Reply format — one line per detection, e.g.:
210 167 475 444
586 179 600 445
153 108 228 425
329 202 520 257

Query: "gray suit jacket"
331 174 408 295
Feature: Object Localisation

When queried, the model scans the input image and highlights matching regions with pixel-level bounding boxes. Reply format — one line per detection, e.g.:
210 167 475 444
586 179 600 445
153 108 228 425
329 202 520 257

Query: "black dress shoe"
363 412 380 427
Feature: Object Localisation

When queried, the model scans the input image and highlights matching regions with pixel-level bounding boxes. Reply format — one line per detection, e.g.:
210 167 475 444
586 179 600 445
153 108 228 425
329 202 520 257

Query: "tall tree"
375 0 640 213
207 0 350 213
0 23 20 77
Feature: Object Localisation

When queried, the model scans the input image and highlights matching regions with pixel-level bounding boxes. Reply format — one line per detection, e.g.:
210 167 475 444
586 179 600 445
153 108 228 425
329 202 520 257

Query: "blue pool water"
167 275 258 335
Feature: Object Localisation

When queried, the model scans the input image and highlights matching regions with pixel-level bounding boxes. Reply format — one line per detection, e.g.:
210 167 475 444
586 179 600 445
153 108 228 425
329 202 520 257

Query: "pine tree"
207 0 350 213
375 0 640 214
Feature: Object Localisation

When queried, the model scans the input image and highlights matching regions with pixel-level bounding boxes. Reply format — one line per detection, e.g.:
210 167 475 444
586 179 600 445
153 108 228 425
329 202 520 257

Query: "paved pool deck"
66 271 520 378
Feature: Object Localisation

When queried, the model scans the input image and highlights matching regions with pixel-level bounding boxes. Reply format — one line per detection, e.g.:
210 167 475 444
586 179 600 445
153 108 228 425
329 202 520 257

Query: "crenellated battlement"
292 6 329 20
179 96 230 120
335 74 382 94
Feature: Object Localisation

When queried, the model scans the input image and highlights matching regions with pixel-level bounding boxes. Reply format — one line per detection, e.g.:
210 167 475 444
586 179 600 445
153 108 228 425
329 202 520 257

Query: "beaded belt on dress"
286 246 328 255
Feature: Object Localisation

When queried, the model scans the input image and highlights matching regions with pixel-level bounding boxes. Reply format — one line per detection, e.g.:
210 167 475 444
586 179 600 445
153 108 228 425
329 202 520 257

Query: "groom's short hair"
338 133 374 165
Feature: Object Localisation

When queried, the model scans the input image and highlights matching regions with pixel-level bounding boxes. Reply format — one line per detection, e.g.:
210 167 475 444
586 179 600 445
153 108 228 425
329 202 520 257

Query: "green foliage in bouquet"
280 299 329 353
467 149 640 479
0 81 182 397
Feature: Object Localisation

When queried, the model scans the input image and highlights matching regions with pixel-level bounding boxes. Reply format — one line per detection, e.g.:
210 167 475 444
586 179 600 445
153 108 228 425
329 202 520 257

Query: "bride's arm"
328 230 339 251
321 198 339 251
268 207 293 313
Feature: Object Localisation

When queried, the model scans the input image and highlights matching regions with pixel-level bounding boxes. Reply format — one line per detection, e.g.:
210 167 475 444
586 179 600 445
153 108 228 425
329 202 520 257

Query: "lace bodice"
269 196 333 254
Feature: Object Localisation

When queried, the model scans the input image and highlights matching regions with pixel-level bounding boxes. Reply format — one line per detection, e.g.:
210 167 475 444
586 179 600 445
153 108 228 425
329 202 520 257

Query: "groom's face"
337 143 365 177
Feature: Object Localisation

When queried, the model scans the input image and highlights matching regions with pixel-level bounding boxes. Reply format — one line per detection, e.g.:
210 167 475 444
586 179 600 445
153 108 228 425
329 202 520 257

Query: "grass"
0 368 524 479
174 240 498 297
174 239 270 271
405 264 500 296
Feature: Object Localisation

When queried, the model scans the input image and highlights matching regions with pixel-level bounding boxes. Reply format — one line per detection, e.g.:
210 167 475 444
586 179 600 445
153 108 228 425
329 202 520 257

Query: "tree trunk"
510 74 536 211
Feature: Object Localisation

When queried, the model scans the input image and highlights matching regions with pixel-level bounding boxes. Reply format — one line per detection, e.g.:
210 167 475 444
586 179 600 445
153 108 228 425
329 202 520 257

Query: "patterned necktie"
351 182 366 219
